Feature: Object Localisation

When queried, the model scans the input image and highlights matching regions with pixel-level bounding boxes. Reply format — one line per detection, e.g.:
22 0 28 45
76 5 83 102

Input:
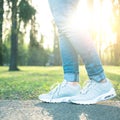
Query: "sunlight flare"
32 0 116 49
68 0 116 49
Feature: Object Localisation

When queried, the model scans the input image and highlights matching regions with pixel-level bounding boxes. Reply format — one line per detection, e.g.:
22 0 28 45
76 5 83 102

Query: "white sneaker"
38 80 81 103
71 79 116 104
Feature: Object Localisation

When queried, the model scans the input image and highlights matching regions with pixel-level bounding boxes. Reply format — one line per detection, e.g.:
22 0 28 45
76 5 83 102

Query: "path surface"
0 100 120 120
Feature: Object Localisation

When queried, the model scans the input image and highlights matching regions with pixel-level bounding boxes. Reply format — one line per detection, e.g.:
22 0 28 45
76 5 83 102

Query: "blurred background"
0 0 120 71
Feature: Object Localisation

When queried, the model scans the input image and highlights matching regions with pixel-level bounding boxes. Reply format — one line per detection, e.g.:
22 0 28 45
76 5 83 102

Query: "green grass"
0 66 120 100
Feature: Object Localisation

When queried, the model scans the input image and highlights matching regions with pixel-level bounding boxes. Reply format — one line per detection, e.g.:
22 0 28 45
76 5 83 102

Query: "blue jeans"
48 0 106 82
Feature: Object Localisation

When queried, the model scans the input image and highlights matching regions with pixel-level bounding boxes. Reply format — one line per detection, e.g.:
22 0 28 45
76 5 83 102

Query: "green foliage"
0 66 120 100
0 66 63 99
2 36 11 65
0 0 4 66
28 22 49 66
17 32 28 65
27 42 49 66
18 44 28 65
19 0 36 24
3 32 49 66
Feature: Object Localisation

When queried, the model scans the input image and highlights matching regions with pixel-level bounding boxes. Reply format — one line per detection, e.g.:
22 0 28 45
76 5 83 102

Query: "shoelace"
49 81 67 100
81 80 96 94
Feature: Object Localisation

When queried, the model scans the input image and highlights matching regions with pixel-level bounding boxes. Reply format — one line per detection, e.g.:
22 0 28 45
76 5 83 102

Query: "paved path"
0 100 120 120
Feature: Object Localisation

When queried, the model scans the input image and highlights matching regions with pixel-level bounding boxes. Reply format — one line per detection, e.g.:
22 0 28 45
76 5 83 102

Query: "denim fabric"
48 0 106 82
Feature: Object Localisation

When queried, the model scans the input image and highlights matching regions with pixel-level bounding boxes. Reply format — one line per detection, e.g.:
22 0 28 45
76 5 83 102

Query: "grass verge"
0 66 120 100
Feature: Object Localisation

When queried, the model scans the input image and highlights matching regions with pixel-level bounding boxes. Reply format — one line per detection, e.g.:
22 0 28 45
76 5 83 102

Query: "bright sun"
69 0 114 35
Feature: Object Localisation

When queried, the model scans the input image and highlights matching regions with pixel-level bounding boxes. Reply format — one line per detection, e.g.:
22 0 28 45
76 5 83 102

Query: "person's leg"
57 10 116 104
48 0 105 82
64 21 116 104
48 0 116 104
38 0 81 103
59 34 79 82
48 0 80 83
63 30 106 82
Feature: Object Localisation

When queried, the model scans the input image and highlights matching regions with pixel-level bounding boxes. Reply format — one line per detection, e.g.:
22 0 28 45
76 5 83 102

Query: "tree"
28 40 49 66
3 35 11 65
17 32 28 65
18 0 36 26
27 16 48 66
8 0 36 71
9 0 19 71
0 0 4 66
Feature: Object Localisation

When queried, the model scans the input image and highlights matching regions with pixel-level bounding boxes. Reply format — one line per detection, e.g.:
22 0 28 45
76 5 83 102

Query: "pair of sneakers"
38 79 116 104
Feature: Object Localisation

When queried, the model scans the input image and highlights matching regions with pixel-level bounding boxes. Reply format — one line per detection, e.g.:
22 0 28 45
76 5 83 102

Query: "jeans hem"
89 72 106 82
64 73 79 82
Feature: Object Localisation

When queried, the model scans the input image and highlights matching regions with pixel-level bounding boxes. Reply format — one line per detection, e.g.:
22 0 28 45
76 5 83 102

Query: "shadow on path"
36 102 120 120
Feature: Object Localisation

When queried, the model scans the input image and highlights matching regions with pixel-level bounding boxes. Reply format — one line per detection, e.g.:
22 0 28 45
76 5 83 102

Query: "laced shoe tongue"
49 83 60 95
49 81 67 97
81 80 96 94
61 80 67 87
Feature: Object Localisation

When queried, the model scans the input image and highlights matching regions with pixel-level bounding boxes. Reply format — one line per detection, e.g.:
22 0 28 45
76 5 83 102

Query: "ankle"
100 79 107 83
68 82 79 86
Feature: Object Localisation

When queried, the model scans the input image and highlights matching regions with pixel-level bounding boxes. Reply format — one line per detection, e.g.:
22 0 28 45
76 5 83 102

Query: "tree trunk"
0 0 4 66
9 1 19 71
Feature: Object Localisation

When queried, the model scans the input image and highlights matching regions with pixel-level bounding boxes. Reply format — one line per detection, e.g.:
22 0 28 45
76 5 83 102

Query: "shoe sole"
71 88 116 105
39 96 73 103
